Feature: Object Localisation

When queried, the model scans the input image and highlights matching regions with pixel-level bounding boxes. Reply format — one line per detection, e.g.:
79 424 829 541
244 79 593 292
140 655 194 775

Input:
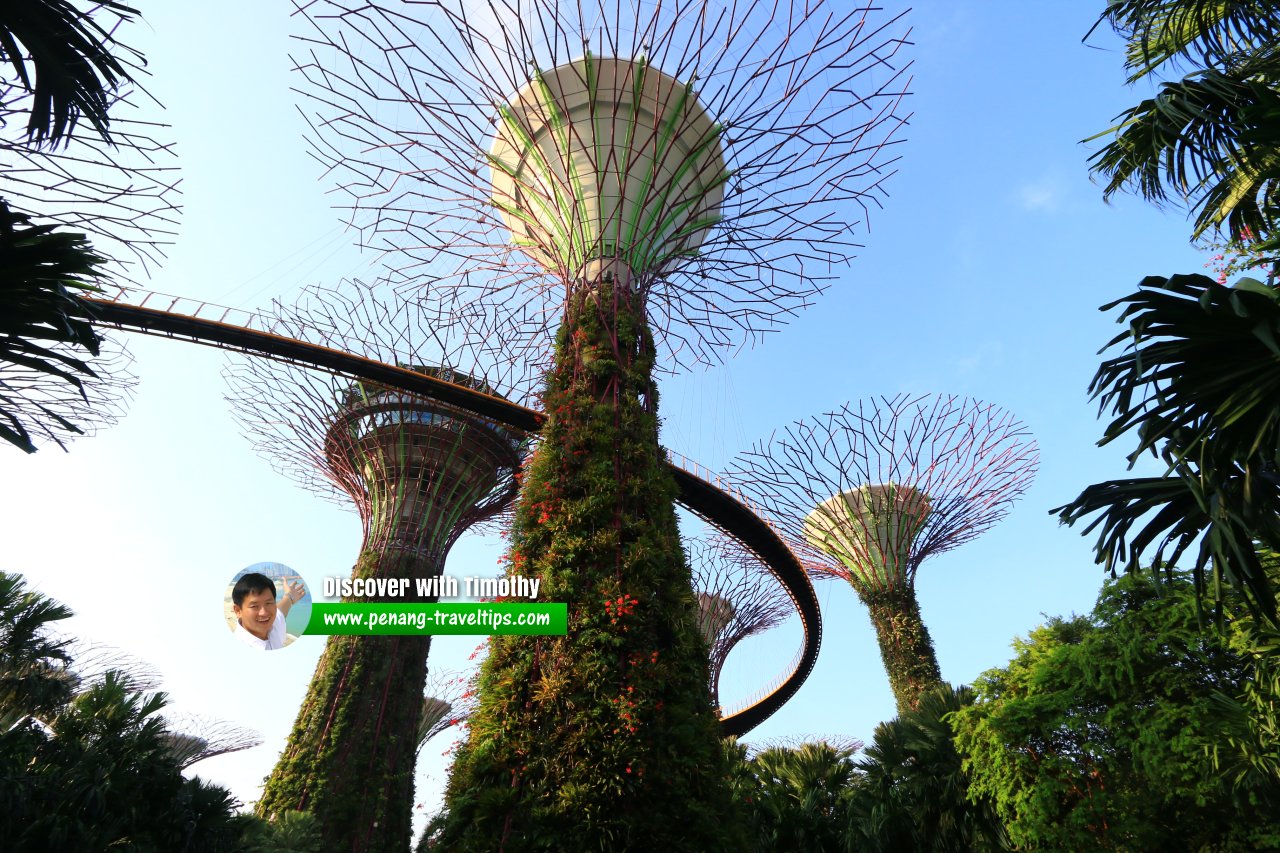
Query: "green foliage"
258 550 433 853
0 0 141 146
0 570 251 852
235 810 325 853
0 200 108 453
1067 1 1280 624
951 570 1280 851
1087 0 1280 248
849 684 1007 853
430 282 742 850
1053 273 1280 620
0 570 74 724
726 702 1004 853
1206 551 1280 798
860 585 943 714
1209 622 1280 797
731 740 859 852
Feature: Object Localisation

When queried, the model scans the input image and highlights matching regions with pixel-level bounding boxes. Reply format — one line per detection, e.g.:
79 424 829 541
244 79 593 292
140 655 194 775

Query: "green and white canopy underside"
488 53 729 280
803 483 931 588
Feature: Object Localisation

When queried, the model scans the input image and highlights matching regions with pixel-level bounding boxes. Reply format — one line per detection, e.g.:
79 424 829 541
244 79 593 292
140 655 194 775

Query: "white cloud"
1016 175 1065 213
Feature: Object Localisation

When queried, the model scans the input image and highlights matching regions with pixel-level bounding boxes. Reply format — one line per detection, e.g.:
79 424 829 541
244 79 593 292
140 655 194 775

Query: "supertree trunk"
227 281 531 852
257 550 435 852
857 585 942 714
432 279 742 850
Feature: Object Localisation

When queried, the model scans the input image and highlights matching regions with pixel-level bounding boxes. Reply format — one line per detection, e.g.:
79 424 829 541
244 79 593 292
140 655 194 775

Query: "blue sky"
0 0 1214 832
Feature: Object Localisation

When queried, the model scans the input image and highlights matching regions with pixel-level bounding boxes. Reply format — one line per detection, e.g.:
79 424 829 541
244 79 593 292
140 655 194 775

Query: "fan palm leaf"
1086 0 1280 244
1054 273 1280 619
1086 63 1280 242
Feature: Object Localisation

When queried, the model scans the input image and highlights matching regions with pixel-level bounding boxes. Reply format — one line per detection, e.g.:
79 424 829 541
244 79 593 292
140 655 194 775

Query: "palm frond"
0 200 113 453
0 0 142 146
1054 273 1280 621
1096 0 1280 78
1087 67 1280 241
1091 274 1280 462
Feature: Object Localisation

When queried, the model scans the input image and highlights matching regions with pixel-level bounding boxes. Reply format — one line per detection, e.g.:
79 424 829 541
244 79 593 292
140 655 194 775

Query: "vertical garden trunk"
859 585 943 715
258 550 435 853
431 279 743 850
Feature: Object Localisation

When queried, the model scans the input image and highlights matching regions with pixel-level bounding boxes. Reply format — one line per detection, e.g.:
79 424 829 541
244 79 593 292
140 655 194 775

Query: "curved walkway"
87 295 821 735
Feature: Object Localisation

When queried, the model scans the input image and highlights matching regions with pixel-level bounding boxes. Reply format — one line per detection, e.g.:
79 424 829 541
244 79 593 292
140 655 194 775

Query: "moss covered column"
858 585 942 714
257 550 435 853
431 278 743 850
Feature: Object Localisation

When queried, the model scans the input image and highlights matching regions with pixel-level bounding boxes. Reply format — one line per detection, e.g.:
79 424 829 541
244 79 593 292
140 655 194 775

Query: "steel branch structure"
0 5 180 282
417 668 478 755
726 394 1038 712
224 279 535 847
159 713 264 770
291 0 912 370
285 3 908 845
690 533 793 711
745 734 865 758
85 291 821 739
225 280 535 561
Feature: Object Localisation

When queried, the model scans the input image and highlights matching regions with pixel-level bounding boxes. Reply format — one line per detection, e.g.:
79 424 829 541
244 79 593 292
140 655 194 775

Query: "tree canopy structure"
726 394 1038 713
226 280 534 851
689 533 793 711
416 667 477 757
292 0 912 371
289 1 910 848
0 0 178 453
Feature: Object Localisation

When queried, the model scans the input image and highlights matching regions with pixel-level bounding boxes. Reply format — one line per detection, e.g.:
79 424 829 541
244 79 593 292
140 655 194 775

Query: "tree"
0 0 154 453
1061 0 1280 618
0 570 73 725
428 282 743 851
727 396 1037 714
740 741 860 852
1086 1 1280 260
0 571 259 852
1053 272 1280 619
1206 550 1280 801
951 571 1280 851
0 202 112 452
849 684 1007 853
723 739 860 853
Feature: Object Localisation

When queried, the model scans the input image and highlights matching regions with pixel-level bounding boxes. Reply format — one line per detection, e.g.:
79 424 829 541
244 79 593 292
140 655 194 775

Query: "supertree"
224 280 534 850
158 713 264 770
291 1 911 847
745 734 865 757
416 667 478 756
725 394 1038 714
689 533 793 712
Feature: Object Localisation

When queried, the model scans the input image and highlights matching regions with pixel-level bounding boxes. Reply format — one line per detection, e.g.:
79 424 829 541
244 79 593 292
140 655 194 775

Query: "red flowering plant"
432 280 743 850
1202 227 1279 287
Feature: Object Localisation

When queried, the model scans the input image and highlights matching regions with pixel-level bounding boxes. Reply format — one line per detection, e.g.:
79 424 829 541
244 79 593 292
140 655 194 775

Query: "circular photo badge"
225 562 312 651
